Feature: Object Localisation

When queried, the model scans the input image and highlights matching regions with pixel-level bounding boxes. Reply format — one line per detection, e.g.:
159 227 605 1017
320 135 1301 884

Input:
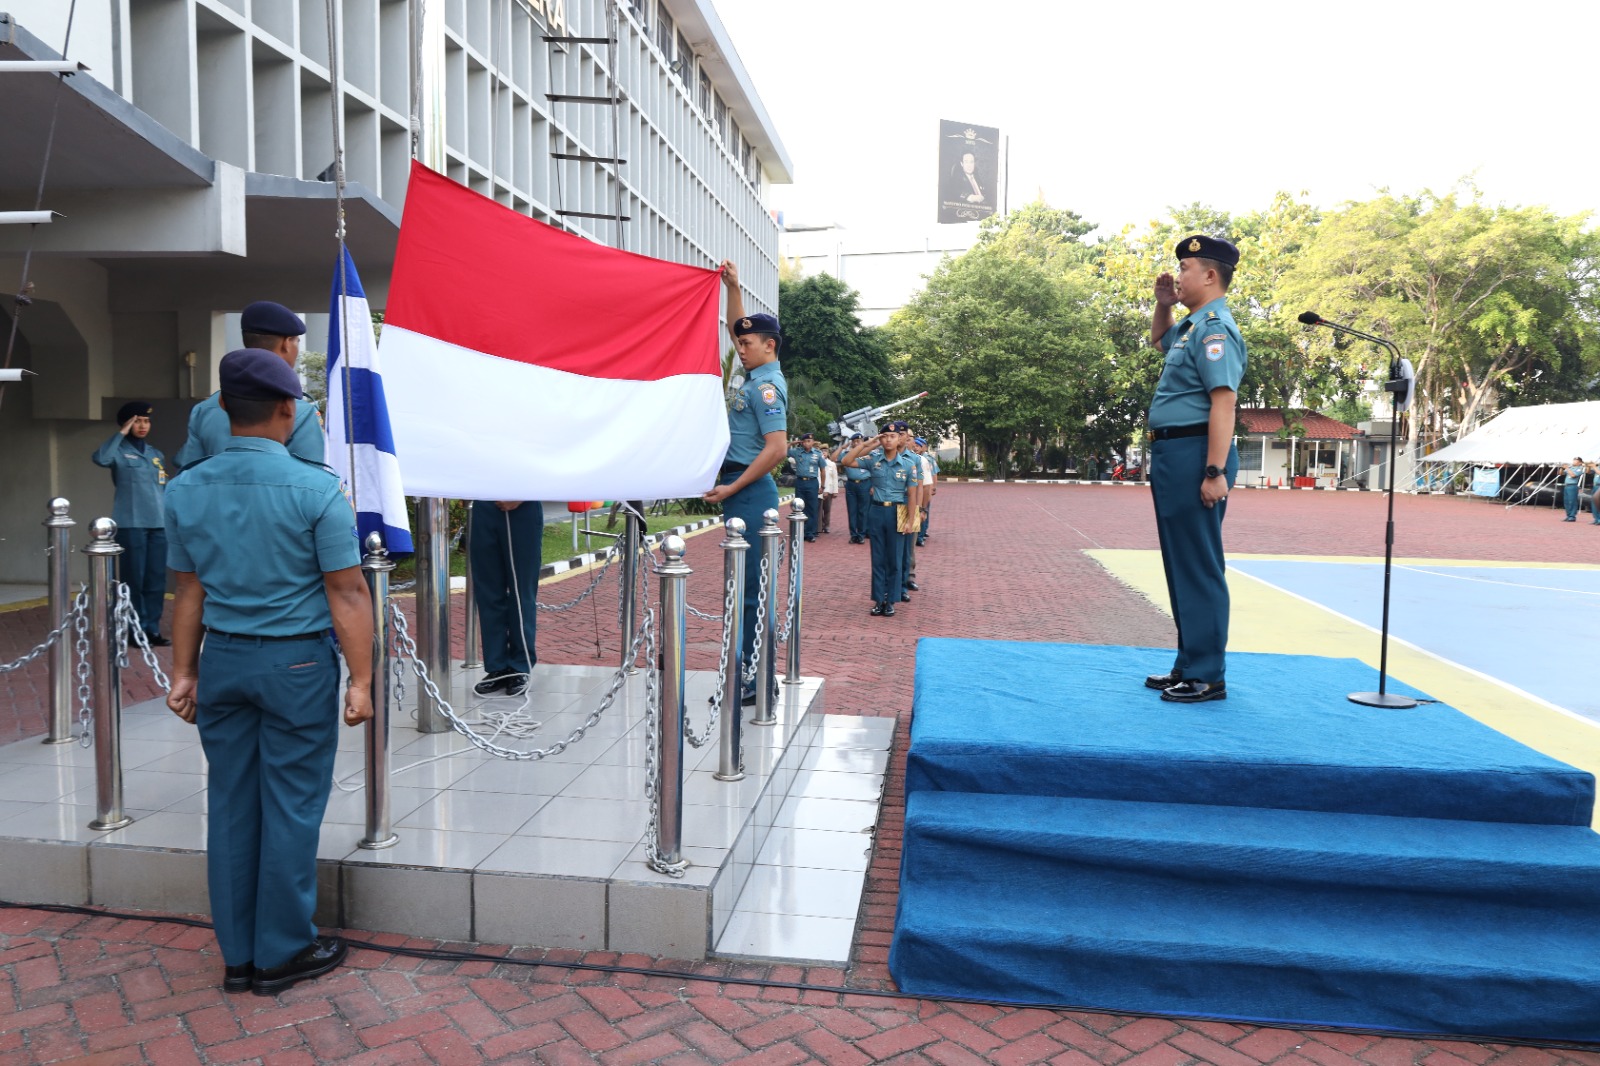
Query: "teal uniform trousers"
719 469 779 680
197 632 339 970
1149 436 1239 684
469 500 542 677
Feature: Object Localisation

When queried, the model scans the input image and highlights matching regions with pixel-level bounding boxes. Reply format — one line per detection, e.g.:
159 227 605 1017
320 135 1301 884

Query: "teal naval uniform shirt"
1150 297 1247 427
855 447 920 604
92 432 169 529
786 444 824 538
175 393 325 470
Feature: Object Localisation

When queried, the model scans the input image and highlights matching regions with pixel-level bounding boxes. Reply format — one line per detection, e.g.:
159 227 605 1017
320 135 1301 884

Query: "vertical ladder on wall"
543 0 630 248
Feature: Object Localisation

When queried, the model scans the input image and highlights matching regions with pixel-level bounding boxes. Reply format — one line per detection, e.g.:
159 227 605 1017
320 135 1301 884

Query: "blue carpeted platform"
906 640 1594 826
889 640 1600 1041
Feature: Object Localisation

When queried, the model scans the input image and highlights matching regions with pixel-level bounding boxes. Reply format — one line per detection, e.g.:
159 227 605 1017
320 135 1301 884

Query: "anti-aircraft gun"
826 391 928 442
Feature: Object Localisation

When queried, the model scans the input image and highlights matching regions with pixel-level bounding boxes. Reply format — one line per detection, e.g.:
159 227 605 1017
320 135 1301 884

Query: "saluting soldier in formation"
787 433 824 541
705 261 787 703
176 301 326 469
913 437 938 546
834 434 871 543
841 420 921 617
1144 235 1247 704
164 349 373 996
93 401 172 645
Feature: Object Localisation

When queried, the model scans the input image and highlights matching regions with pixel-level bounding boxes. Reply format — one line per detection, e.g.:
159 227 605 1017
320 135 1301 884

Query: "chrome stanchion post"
84 519 131 831
43 498 75 745
619 504 642 673
784 500 805 685
414 497 451 732
714 517 748 781
461 506 480 670
359 533 400 849
654 535 690 871
750 508 782 727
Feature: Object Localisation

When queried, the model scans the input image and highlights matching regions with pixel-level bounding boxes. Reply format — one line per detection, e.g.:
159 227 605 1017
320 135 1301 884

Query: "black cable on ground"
1 900 1595 1054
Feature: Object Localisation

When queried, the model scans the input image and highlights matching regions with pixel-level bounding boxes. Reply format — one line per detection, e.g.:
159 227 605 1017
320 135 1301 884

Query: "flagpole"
324 1 359 523
410 0 452 732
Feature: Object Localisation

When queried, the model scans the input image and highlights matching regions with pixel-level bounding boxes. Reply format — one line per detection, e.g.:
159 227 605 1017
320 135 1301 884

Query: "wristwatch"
1204 464 1224 479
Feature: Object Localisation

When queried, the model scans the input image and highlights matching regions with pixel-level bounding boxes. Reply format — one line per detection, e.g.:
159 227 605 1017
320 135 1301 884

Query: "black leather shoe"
223 963 254 994
147 634 171 647
905 581 920 592
473 672 509 696
1145 671 1182 690
899 595 912 603
884 602 896 617
870 602 887 616
1160 680 1227 704
804 536 817 542
503 674 528 697
741 687 757 705
252 936 347 996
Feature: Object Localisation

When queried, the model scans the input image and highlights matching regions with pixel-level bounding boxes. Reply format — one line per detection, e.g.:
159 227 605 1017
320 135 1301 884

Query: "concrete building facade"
0 0 789 583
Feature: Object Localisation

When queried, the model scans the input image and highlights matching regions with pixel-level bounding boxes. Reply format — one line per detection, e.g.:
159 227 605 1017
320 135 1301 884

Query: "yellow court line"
1088 548 1600 831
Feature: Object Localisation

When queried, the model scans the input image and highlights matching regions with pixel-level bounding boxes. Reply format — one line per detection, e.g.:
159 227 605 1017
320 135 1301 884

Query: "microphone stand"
1301 316 1418 710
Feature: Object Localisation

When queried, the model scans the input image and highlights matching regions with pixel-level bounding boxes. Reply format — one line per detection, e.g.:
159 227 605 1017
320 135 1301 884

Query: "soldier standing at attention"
164 349 373 996
841 420 920 617
787 433 824 541
1144 235 1246 704
704 261 787 704
175 301 326 469
93 401 172 645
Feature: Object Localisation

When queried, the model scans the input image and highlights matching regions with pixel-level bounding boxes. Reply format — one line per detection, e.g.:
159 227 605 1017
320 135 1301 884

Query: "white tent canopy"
1422 401 1600 465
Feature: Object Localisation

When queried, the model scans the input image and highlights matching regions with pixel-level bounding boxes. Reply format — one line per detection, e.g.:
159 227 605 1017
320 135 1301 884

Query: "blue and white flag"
326 247 413 553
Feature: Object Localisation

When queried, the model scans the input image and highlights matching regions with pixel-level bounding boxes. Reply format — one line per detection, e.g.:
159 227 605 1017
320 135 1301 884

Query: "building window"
697 68 710 115
656 3 672 63
712 93 726 142
676 31 691 82
1238 439 1264 470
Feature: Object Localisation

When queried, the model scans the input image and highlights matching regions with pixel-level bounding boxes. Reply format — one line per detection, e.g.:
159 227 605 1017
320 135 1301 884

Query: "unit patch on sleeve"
759 383 779 405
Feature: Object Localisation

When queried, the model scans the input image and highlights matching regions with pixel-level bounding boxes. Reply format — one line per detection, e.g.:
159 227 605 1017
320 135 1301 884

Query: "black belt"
719 461 747 476
874 500 899 507
1150 423 1209 441
797 476 818 482
206 626 326 642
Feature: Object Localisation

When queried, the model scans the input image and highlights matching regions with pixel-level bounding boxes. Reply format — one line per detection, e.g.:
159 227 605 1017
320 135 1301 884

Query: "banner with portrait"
936 120 1000 224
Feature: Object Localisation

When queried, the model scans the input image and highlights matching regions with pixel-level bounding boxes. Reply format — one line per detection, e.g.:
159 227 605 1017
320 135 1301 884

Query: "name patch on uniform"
759 384 779 406
763 407 781 415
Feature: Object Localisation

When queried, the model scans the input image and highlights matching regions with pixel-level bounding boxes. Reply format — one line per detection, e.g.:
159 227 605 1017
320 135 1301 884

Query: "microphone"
1299 311 1410 401
1296 311 1322 326
1297 310 1396 355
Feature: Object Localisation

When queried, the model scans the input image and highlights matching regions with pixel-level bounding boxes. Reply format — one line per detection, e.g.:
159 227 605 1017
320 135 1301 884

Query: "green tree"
1279 184 1598 442
777 273 893 414
888 230 1109 478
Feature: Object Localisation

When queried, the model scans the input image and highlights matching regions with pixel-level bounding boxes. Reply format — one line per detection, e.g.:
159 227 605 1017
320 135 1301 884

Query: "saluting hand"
344 683 374 726
1154 272 1178 309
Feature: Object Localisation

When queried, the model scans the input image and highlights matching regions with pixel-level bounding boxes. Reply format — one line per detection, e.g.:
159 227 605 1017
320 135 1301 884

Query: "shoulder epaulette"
172 455 213 475
290 454 339 476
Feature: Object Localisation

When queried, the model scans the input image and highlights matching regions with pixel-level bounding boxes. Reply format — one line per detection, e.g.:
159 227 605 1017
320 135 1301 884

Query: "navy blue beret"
889 420 910 432
220 348 303 400
733 313 781 338
799 432 814 441
914 437 928 447
1175 234 1240 267
116 401 152 424
240 300 307 337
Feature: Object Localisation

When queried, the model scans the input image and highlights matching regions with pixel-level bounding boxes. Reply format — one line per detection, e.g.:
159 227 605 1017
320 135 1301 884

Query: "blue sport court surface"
1228 560 1600 725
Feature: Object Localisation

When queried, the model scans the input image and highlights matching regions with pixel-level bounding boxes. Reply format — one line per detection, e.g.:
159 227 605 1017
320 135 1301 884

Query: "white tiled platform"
0 663 893 963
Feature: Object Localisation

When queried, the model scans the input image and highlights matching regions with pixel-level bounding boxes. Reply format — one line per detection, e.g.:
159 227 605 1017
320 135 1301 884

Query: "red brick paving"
4 485 1600 1063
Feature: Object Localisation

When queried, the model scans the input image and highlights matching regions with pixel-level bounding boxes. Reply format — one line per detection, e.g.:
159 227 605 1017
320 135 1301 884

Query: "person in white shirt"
820 454 840 534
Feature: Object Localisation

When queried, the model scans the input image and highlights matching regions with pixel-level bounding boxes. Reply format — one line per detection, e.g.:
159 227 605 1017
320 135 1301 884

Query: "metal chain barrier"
0 595 83 674
681 573 738 749
114 583 171 693
742 550 772 687
637 605 684 877
775 536 798 645
73 593 92 747
537 545 619 613
389 599 649 762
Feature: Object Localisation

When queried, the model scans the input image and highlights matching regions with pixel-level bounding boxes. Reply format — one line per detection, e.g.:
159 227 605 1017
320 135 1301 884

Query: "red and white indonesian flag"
381 162 729 501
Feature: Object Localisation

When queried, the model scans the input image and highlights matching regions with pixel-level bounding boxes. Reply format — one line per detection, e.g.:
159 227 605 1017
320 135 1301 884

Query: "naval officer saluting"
1144 235 1247 704
787 433 824 541
704 260 788 704
175 301 326 469
164 348 373 995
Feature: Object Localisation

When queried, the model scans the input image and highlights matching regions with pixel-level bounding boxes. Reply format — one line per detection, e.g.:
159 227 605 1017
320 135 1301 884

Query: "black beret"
799 432 814 441
889 420 910 432
733 313 781 338
116 401 152 424
240 300 307 337
219 348 303 400
1175 234 1240 267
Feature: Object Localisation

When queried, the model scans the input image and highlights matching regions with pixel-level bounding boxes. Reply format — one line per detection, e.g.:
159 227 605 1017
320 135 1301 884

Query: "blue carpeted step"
890 791 1600 1040
909 640 1596 826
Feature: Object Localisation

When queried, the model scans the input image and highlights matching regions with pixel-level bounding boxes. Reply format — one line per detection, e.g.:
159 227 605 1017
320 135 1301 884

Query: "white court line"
1394 564 1600 597
1226 564 1600 735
